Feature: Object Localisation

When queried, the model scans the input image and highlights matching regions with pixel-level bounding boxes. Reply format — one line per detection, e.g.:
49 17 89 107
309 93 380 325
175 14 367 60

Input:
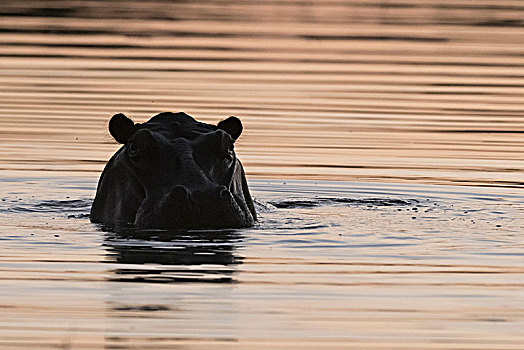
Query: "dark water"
1 1 523 348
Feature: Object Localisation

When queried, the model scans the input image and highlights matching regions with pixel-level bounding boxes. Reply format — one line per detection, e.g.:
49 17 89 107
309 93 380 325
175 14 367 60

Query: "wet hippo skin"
90 112 257 229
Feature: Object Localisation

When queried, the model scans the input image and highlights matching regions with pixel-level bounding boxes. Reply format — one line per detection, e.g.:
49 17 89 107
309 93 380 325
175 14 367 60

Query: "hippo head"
90 112 256 230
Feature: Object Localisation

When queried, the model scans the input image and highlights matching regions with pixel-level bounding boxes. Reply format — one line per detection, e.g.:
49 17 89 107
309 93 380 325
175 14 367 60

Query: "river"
0 1 523 349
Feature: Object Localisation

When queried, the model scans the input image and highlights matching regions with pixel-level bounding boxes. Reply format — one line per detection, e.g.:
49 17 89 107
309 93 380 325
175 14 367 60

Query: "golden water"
0 1 523 349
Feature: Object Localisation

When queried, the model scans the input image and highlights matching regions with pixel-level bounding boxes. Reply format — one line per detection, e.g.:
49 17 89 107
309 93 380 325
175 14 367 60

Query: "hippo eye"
126 129 158 162
215 134 234 160
224 144 235 163
127 142 139 159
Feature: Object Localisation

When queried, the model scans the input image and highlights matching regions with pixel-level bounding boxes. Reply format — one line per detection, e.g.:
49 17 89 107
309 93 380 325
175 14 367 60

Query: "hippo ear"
109 113 135 144
217 116 243 141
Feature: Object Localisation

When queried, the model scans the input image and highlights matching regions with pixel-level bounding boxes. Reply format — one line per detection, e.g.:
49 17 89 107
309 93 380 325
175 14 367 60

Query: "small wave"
268 197 417 209
254 199 277 212
68 213 91 219
8 199 92 213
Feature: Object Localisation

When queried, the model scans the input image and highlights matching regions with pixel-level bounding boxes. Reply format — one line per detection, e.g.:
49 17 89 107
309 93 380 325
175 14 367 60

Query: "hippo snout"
133 185 253 230
165 185 230 207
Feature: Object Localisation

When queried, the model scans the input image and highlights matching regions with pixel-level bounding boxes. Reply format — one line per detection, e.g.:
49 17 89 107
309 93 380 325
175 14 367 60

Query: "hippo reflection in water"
91 112 256 229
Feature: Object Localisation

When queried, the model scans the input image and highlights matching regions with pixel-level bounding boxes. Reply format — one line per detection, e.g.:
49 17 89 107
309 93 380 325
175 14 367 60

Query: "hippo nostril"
172 185 190 200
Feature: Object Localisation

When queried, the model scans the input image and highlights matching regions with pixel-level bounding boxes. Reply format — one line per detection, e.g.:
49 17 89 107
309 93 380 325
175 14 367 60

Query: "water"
1 1 523 348
1 177 523 348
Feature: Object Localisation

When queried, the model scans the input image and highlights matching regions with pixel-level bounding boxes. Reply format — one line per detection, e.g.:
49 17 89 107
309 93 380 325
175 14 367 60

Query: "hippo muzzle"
90 112 256 230
135 185 253 229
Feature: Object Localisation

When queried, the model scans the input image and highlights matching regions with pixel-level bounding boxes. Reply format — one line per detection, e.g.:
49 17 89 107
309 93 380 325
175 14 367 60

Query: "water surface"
0 1 523 349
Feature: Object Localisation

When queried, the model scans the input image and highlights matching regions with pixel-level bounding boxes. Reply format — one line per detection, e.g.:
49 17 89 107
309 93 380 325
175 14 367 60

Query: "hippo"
90 112 256 230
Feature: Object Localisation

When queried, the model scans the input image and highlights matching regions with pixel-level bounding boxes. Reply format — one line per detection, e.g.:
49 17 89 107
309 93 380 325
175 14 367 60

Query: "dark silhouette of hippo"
91 112 256 230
